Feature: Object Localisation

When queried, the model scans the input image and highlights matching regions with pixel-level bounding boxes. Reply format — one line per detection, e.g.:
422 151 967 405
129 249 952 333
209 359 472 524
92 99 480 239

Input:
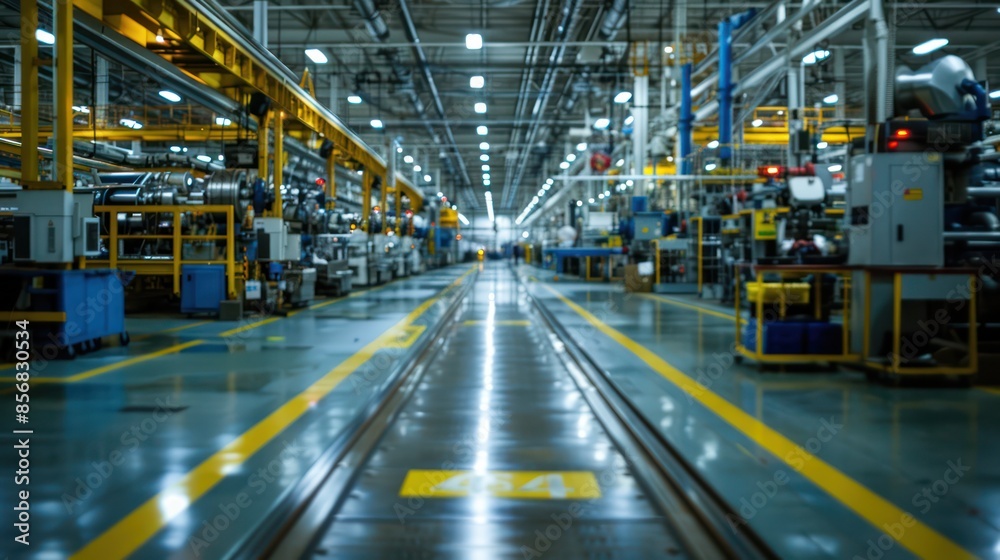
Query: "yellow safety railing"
89 204 237 299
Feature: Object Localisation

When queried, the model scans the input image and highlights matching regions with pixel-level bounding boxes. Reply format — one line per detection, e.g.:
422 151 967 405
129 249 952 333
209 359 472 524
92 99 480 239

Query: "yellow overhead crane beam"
69 0 423 210
0 125 244 142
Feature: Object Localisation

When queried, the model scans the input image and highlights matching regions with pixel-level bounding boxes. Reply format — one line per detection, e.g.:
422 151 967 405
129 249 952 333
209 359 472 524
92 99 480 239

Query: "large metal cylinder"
895 55 976 118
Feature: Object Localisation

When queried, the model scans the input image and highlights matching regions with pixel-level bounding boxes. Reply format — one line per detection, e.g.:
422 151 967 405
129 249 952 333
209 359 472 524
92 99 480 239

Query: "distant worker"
513 244 520 266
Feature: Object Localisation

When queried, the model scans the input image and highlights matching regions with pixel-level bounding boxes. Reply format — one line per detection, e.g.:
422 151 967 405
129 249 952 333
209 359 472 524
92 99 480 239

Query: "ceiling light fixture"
707 140 720 149
196 155 212 163
466 33 483 50
624 115 634 126
484 179 491 186
577 142 587 151
751 118 763 127
615 159 624 167
477 125 488 135
485 190 495 222
614 91 632 104
413 164 422 172
802 49 830 65
593 118 611 130
664 45 674 54
912 38 949 55
480 154 489 161
424 174 432 182
35 30 55 45
546 178 554 185
304 48 328 64
705 163 718 171
566 153 576 162
474 102 487 114
158 90 181 103
482 164 490 171
370 118 384 129
470 75 485 89
559 161 570 169
215 117 232 126
817 141 829 149
347 95 363 104
989 90 1000 99
480 142 490 150
823 93 839 104
404 155 414 164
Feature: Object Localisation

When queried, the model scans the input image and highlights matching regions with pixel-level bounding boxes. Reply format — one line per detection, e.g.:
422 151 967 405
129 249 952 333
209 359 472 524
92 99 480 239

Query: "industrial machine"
846 55 994 378
312 234 354 296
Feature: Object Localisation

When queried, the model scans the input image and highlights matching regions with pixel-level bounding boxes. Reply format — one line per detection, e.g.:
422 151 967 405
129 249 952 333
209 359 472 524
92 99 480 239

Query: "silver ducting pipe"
352 0 468 190
396 0 473 193
505 0 583 208
598 0 627 40
943 232 1000 241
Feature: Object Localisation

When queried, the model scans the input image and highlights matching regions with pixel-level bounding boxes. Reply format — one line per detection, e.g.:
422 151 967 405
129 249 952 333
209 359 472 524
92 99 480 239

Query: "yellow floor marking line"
639 293 736 322
0 339 205 385
160 320 213 334
462 319 531 326
217 316 281 337
539 283 976 560
400 470 601 499
978 386 1000 396
71 267 475 560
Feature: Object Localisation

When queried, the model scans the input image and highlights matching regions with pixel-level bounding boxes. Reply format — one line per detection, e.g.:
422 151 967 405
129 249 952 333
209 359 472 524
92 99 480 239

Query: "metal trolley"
734 264 858 366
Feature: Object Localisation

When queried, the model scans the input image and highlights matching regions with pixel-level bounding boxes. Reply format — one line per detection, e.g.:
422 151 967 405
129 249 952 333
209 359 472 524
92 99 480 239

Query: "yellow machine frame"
734 265 858 364
89 204 237 299
861 269 978 376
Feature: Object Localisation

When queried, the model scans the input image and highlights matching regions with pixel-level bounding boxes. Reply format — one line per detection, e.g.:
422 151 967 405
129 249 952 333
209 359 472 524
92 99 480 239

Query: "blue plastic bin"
180 265 226 314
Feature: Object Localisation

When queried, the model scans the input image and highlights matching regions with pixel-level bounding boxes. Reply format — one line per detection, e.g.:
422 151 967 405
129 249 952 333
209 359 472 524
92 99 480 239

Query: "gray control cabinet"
845 153 944 267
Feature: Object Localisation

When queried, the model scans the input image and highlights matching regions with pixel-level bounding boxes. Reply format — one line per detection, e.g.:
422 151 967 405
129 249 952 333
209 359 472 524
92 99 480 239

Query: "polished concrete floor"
2 262 997 559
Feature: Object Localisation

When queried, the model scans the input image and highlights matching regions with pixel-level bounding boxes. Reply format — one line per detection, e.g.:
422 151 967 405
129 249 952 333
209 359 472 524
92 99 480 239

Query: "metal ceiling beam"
694 0 869 122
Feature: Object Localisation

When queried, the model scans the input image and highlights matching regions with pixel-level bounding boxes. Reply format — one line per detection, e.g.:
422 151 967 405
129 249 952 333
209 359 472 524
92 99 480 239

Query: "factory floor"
2 262 997 559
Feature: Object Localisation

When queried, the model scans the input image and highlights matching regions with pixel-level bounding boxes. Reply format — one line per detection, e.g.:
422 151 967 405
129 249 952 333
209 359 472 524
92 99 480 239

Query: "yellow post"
172 211 182 294
361 170 372 232
226 207 236 299
55 0 74 189
325 149 336 210
19 0 38 183
696 216 703 292
892 273 902 373
257 112 269 190
273 111 284 218
380 173 388 234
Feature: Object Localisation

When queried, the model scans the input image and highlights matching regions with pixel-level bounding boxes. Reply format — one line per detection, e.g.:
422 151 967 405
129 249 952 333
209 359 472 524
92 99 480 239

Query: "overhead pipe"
395 0 474 197
718 18 733 162
679 63 693 176
504 0 583 208
693 0 867 122
716 10 756 162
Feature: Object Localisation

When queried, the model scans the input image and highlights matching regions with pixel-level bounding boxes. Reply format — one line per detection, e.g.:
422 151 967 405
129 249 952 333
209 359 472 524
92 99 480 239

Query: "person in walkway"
512 244 520 266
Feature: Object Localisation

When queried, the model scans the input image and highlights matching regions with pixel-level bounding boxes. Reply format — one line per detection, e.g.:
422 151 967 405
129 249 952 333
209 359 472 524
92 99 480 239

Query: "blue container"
806 322 843 355
743 321 807 354
632 196 648 213
0 269 127 351
181 265 226 314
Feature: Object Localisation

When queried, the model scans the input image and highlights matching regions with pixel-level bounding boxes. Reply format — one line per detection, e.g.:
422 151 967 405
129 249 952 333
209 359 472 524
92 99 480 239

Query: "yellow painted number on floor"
399 470 601 499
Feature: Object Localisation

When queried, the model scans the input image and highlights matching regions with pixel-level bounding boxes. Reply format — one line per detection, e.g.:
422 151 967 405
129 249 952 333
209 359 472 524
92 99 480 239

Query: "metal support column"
253 0 268 48
679 63 693 176
325 149 336 210
274 111 284 217
633 71 649 185
257 112 269 189
19 0 38 183
787 61 804 167
55 0 74 189
384 138 394 234
361 169 372 233
95 56 109 127
834 48 846 120
718 18 733 161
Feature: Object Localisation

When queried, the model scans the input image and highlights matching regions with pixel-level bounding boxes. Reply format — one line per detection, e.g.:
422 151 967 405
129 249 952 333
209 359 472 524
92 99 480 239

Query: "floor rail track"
523 272 779 559
227 272 478 560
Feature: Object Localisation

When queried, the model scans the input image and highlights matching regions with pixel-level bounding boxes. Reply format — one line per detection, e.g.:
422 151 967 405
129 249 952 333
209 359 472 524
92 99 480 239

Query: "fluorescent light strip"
485 191 495 222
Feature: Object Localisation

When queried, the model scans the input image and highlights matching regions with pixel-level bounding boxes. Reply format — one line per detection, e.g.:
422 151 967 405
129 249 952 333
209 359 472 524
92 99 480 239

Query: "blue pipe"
680 63 693 176
718 18 733 161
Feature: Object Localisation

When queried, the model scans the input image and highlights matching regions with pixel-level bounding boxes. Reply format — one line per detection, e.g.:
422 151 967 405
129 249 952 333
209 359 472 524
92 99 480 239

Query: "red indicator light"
895 129 911 138
888 140 899 150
